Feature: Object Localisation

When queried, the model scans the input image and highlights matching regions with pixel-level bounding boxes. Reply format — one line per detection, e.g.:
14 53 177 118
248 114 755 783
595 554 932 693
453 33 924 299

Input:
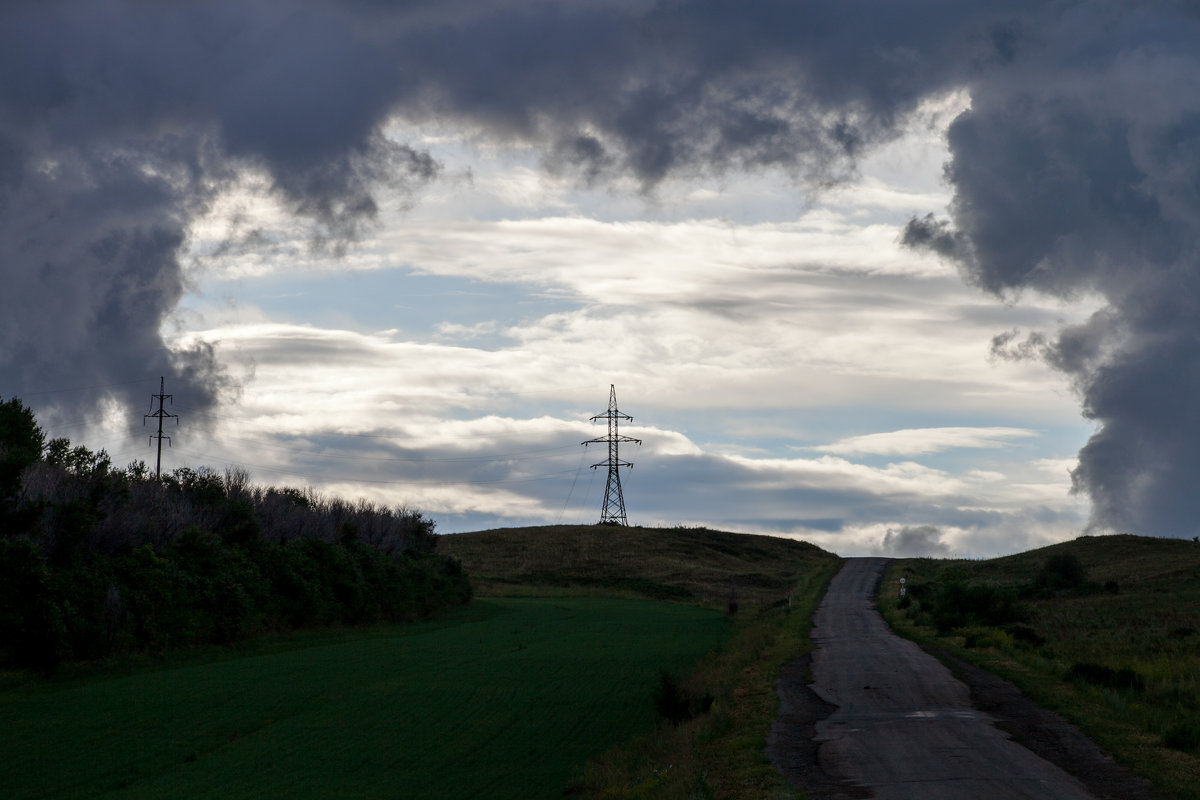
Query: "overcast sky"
5 1 1198 556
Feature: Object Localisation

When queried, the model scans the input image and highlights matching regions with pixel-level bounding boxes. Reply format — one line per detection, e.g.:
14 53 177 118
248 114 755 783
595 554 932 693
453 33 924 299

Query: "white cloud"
816 426 1040 456
150 100 1101 557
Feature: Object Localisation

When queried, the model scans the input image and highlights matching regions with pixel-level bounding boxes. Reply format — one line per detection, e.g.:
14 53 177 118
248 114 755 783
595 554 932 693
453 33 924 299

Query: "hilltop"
438 524 837 609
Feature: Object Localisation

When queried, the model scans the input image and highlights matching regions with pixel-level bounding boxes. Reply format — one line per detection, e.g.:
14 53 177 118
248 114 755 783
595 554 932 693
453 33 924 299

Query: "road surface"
806 557 1097 800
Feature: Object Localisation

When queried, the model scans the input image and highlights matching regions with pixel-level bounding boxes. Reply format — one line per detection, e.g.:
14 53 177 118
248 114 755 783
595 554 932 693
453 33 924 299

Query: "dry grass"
439 524 833 610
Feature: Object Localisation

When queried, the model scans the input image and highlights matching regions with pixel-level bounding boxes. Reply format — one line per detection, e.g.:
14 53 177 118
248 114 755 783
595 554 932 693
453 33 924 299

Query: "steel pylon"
583 384 642 525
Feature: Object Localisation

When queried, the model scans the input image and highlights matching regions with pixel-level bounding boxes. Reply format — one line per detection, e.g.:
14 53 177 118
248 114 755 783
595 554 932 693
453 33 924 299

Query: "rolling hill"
437 524 837 609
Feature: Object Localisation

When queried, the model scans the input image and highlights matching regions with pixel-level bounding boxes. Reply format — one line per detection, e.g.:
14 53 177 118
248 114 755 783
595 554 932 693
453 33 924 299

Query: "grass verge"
877 534 1200 800
569 555 840 799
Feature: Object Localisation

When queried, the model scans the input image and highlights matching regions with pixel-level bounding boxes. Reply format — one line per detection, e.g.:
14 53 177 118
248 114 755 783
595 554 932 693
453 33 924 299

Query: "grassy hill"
880 534 1200 800
443 524 841 797
438 524 834 609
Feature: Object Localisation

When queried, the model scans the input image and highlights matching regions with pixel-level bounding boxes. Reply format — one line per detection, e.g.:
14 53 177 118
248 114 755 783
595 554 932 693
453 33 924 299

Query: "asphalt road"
808 558 1098 800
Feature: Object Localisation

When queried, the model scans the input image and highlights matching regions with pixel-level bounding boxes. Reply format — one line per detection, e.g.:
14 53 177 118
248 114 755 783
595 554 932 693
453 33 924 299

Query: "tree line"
0 397 471 673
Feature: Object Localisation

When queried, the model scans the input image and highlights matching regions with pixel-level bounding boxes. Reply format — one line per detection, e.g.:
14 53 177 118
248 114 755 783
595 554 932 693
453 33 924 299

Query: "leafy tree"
45 438 111 479
0 397 45 509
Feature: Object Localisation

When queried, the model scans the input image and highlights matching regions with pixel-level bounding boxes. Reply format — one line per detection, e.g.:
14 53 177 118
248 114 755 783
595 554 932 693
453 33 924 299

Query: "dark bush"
905 582 933 602
257 541 324 628
220 498 260 546
1006 624 1046 647
0 405 469 671
1035 553 1087 592
54 553 119 660
1164 721 1200 753
653 671 713 725
0 537 68 673
930 580 1027 633
1066 662 1145 691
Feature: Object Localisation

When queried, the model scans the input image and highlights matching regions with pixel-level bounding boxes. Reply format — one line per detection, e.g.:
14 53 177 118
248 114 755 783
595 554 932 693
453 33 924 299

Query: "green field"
1 597 731 800
443 525 841 798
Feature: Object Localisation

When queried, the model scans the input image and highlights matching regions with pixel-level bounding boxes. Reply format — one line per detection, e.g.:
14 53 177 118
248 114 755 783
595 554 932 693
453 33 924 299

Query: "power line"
170 402 588 442
556 417 596 524
8 376 157 398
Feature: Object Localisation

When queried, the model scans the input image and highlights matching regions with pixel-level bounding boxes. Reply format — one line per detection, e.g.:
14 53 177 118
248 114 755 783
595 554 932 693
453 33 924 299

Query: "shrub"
0 537 68 673
1164 721 1200 754
653 671 714 725
1006 624 1047 648
0 401 471 669
1066 662 1145 691
1035 552 1087 593
930 580 1027 633
962 626 1014 650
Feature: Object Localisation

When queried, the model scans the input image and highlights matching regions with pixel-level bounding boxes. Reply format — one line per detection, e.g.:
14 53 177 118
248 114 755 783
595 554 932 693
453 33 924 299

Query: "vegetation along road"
804 558 1097 799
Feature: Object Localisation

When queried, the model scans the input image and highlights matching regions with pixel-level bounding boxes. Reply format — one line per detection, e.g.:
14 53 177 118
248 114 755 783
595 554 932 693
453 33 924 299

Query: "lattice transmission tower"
583 384 642 525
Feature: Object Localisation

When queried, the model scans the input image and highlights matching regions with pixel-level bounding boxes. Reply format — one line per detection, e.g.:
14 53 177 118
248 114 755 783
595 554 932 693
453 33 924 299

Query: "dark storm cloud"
3 0 1030 431
904 2 1200 536
0 2 432 428
14 0 1184 543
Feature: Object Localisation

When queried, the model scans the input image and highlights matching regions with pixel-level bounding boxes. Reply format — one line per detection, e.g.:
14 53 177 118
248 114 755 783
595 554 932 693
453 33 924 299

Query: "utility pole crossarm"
580 384 641 526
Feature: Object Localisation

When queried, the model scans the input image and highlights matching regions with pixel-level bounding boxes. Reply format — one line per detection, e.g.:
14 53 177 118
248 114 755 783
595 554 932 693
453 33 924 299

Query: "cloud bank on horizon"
3 0 1198 551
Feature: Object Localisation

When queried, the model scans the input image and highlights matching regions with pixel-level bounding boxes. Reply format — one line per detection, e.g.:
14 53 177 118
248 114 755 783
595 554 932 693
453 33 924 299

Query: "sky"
3 1 1199 556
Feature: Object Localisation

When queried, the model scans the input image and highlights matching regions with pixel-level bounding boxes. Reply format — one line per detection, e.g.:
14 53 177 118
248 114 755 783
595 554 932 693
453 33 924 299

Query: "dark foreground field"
2 525 839 799
1 597 729 799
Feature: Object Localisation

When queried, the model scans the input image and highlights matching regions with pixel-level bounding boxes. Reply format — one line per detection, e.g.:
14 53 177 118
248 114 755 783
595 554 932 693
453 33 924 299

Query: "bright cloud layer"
816 427 1040 457
14 2 1157 556
139 104 1103 557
